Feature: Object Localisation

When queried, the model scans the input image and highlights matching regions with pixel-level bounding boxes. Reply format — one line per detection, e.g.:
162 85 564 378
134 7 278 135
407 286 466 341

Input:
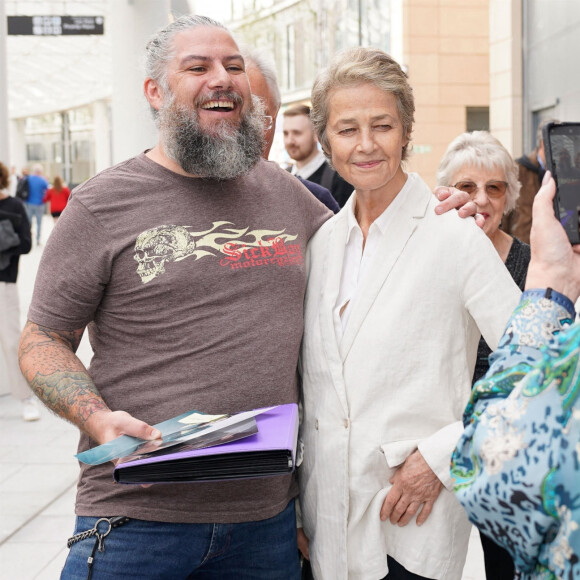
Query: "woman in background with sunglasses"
437 131 530 580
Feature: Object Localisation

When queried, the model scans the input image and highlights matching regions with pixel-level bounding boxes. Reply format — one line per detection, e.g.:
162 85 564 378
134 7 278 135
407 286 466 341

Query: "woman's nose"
356 130 375 152
471 186 488 206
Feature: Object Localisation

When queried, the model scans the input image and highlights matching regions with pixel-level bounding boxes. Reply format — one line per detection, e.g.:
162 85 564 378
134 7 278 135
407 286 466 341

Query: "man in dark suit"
245 50 339 213
283 104 353 207
502 118 558 244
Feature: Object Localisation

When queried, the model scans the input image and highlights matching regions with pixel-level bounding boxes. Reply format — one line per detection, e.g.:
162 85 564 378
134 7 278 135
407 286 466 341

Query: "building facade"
3 0 167 185
4 0 580 186
521 0 580 151
226 0 490 185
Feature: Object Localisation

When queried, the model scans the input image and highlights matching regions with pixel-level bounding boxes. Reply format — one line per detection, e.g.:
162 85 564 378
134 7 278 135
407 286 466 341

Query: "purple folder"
113 403 299 484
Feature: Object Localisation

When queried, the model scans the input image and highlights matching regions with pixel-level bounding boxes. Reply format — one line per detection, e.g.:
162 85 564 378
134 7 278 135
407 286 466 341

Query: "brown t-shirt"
29 153 331 523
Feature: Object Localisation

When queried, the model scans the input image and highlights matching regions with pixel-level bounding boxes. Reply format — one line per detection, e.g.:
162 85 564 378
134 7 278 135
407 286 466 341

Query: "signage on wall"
7 16 105 36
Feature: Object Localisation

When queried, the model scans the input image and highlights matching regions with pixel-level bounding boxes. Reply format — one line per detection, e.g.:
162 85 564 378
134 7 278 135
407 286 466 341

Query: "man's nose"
207 64 233 89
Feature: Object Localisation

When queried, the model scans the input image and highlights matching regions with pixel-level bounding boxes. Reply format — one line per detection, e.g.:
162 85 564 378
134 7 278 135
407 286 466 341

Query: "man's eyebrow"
179 54 244 66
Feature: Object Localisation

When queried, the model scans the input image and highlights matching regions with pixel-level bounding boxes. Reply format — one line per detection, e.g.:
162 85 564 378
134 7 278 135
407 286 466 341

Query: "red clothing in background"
43 187 70 214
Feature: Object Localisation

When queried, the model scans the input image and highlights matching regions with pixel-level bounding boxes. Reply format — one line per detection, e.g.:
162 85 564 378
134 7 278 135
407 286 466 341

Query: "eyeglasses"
453 180 508 199
263 116 273 130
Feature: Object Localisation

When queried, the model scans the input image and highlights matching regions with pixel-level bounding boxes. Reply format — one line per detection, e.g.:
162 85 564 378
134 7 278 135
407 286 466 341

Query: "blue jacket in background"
26 175 49 205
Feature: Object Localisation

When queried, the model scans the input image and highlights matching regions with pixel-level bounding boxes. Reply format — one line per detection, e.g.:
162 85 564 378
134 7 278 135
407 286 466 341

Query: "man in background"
503 118 557 244
283 104 353 207
244 48 339 213
24 164 49 246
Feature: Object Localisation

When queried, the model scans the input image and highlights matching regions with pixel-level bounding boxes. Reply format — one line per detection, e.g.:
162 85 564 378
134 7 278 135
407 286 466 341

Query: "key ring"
93 518 113 539
67 515 130 548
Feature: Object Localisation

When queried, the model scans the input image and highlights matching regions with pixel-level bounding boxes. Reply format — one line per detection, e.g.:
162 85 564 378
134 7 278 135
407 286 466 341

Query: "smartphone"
543 121 580 244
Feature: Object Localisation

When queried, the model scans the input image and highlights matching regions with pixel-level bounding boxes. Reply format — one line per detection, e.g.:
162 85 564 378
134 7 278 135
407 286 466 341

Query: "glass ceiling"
6 0 113 119
4 0 239 120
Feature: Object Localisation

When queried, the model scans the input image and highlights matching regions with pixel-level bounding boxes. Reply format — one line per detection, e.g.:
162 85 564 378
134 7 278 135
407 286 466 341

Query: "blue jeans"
25 203 44 243
61 500 301 579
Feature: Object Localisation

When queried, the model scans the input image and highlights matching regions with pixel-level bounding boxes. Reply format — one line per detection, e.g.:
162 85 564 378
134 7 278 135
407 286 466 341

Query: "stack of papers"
77 404 299 485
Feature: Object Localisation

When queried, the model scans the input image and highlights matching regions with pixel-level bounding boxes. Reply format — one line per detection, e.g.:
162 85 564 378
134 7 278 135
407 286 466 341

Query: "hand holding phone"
526 171 580 303
542 121 580 244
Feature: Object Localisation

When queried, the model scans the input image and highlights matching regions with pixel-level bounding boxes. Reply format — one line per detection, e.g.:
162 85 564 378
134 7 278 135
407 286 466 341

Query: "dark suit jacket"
297 177 340 214
307 161 353 208
502 151 544 244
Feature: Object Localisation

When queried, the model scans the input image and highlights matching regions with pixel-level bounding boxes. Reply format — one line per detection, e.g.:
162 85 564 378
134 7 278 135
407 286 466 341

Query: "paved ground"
0 215 487 579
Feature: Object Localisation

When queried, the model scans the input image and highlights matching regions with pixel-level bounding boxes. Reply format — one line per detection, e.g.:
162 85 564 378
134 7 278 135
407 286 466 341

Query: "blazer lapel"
339 177 432 361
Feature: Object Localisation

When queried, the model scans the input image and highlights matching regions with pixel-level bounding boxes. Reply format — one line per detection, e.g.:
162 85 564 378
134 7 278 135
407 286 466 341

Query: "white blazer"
299 173 521 580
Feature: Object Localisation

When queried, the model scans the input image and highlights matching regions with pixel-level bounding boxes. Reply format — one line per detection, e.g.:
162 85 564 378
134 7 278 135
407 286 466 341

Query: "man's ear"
144 78 165 112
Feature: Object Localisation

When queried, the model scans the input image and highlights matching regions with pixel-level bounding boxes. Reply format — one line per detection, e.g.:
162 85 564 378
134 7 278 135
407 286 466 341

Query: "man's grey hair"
437 131 521 214
536 117 559 147
242 45 281 110
144 15 228 93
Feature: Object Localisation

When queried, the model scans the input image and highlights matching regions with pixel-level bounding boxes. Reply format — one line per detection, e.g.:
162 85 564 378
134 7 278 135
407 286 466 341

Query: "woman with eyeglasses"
437 130 530 580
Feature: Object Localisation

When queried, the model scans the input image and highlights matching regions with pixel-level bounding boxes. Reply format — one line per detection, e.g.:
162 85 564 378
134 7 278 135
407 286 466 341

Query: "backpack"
15 176 29 201
0 219 20 270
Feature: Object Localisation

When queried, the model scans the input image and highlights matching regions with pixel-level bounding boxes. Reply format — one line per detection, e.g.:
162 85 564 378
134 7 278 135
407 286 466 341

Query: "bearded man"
18 16 330 579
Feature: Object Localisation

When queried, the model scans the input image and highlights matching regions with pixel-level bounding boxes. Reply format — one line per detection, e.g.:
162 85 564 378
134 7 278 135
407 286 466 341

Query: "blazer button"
343 419 349 429
314 419 319 430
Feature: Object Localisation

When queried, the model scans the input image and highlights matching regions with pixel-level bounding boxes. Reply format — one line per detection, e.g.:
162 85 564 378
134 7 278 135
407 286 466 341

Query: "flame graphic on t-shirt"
133 221 298 283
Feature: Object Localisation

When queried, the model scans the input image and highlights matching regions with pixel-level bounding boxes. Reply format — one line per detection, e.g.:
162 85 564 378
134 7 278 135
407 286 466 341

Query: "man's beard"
158 93 265 180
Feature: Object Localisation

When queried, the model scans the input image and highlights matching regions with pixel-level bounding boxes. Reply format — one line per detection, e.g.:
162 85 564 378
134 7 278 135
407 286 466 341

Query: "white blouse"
333 175 409 341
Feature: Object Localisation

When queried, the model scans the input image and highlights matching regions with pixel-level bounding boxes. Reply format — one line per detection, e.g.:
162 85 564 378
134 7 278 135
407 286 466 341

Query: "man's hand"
380 450 443 527
85 410 161 489
525 171 580 302
84 409 161 446
297 527 310 560
433 186 484 228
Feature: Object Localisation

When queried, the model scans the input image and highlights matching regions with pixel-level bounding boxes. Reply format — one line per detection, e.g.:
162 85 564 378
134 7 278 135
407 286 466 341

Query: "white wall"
489 0 522 157
523 0 580 150
0 0 11 165
110 0 170 164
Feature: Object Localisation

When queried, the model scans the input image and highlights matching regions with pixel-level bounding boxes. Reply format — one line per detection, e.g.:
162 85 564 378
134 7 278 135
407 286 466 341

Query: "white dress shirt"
291 150 326 180
333 175 409 341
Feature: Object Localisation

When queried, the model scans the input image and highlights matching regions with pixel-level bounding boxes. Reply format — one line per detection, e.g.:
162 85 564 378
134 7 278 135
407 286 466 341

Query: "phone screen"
545 122 580 244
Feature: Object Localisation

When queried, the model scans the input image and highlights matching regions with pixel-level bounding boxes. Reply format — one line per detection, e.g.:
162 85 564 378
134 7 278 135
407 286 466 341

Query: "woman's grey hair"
144 15 227 93
241 45 281 110
310 47 415 161
437 131 521 213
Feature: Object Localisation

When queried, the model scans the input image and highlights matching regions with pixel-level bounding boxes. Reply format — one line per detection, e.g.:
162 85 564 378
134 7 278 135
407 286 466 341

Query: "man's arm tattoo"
19 321 109 427
29 371 108 426
19 323 83 354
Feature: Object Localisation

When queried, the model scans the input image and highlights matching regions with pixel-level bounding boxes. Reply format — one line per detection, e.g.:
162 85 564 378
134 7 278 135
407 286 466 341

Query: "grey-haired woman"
437 132 531 580
298 48 520 580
